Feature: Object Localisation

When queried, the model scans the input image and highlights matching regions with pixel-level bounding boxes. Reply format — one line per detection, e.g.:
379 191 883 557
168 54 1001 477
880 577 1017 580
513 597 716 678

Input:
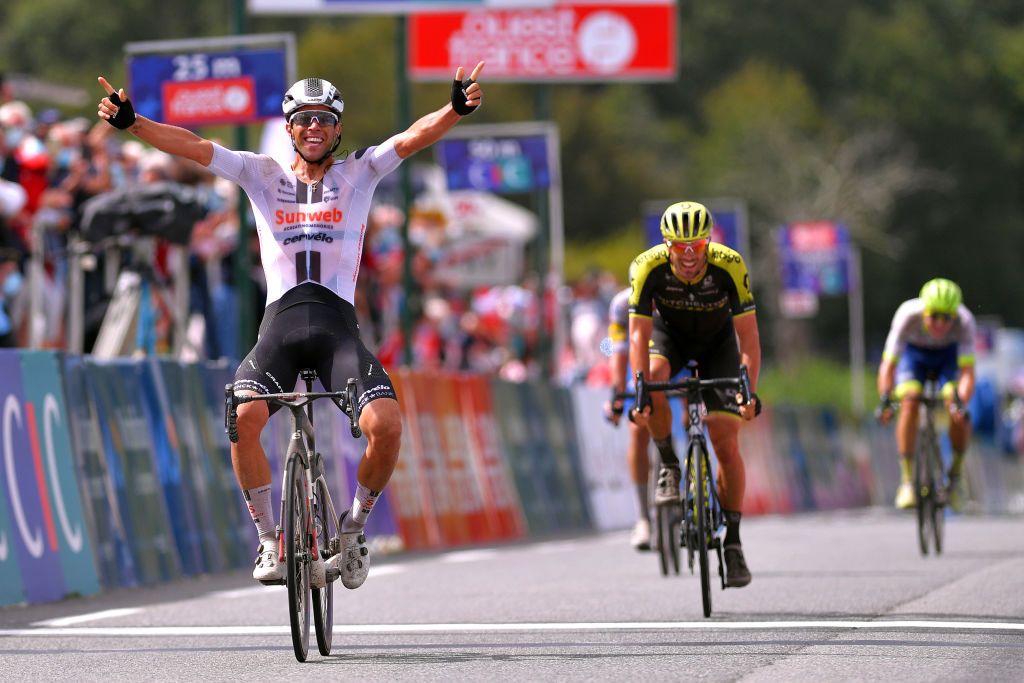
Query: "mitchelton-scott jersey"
206 139 403 307
882 298 977 365
628 242 756 340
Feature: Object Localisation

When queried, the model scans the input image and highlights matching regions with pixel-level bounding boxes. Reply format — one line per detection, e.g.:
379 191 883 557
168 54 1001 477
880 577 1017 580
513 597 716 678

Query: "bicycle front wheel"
693 442 712 618
285 456 311 662
915 446 933 557
312 475 334 655
930 450 945 555
655 503 680 576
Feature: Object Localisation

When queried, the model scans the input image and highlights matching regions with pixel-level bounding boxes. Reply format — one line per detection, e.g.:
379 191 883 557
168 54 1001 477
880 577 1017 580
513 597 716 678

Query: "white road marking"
31 608 143 627
370 565 406 577
206 585 284 600
205 567 407 601
441 550 500 563
6 620 1023 637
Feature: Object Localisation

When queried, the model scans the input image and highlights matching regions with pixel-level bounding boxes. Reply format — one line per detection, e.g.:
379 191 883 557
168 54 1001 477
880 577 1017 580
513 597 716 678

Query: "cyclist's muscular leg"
646 357 673 441
356 397 402 490
231 392 272 489
628 421 651 488
948 404 971 453
707 415 744 511
896 395 921 457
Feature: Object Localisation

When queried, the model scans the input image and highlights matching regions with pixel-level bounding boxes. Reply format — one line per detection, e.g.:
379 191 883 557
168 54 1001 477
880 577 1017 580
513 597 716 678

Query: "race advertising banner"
437 134 551 193
127 47 288 126
777 221 851 295
776 221 851 318
410 2 677 82
249 1 556 15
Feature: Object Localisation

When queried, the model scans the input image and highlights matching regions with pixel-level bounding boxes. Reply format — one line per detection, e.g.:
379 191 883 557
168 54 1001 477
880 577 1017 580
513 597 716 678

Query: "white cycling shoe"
326 512 370 589
253 540 285 584
630 518 652 551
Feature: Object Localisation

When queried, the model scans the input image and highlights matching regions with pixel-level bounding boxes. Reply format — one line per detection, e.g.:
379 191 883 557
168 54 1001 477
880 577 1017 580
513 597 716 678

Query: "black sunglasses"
926 312 953 322
289 111 339 127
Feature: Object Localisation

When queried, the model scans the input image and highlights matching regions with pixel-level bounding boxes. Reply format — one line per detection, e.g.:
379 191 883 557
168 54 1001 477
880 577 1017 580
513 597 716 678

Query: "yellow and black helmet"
659 201 713 242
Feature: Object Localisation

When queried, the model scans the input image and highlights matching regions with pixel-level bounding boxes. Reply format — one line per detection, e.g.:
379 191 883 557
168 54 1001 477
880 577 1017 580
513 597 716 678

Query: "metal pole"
849 246 866 417
67 236 85 354
547 126 565 380
533 89 553 374
231 0 254 359
397 16 414 366
27 219 45 348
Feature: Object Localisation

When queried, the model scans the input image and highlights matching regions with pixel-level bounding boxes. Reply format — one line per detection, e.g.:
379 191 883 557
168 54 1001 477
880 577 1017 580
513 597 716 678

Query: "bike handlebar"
626 364 758 418
225 378 362 443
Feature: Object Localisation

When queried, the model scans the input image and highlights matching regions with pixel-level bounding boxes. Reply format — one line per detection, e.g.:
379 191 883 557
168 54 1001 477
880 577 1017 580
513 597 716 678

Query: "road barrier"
1 350 1021 607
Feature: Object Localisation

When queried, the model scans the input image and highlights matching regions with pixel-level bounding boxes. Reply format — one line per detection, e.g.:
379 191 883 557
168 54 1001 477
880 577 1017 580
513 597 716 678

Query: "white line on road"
441 550 501 563
7 619 1024 637
31 608 143 627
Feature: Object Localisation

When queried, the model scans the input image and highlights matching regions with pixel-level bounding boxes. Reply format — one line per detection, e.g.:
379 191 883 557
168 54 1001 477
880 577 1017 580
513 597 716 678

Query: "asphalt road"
1 509 1022 681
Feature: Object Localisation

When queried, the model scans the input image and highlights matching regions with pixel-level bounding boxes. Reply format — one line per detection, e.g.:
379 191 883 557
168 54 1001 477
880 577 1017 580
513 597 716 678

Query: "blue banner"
0 351 66 603
437 135 551 193
19 352 101 599
777 222 851 296
127 47 288 125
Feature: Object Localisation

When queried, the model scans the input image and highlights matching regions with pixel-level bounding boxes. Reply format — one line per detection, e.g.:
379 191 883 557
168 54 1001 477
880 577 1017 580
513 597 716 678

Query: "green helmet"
919 278 962 314
660 201 713 242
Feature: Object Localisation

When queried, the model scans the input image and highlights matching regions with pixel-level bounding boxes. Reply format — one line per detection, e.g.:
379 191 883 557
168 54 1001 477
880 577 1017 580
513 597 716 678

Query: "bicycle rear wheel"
285 456 311 662
312 475 334 656
693 442 712 618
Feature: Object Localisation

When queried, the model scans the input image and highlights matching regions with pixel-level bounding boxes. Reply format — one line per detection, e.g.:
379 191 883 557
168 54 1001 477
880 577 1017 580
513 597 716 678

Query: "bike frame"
226 374 362 561
224 373 362 660
634 363 753 615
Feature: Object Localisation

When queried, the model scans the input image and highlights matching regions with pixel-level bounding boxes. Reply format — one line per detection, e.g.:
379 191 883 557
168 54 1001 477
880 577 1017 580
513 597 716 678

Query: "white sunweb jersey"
206 138 403 307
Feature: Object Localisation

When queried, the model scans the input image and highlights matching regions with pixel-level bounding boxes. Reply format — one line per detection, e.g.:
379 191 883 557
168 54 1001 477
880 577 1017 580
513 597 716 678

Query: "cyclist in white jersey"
603 286 653 550
96 63 485 586
877 278 976 510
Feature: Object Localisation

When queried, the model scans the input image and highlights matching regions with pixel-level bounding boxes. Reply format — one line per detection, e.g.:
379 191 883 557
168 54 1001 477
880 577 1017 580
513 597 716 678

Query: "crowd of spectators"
0 85 624 385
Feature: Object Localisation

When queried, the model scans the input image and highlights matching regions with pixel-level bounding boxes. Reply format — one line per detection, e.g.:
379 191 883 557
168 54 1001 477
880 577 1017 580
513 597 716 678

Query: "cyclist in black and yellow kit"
628 201 762 587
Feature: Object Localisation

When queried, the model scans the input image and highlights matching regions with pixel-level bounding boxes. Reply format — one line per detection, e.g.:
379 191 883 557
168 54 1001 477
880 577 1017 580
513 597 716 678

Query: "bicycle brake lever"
224 384 239 443
738 364 752 404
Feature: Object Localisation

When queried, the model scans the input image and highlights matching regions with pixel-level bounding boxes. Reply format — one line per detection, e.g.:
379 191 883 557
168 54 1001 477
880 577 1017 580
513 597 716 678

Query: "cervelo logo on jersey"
275 208 345 225
282 232 335 246
2 393 85 561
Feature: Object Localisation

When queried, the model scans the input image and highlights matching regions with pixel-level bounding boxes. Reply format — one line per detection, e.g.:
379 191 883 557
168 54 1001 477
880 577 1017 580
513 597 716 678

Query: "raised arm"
96 76 214 166
392 62 484 159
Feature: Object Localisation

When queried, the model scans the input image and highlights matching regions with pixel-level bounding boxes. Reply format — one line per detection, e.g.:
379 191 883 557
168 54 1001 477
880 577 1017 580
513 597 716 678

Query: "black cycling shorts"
650 319 742 416
233 283 396 415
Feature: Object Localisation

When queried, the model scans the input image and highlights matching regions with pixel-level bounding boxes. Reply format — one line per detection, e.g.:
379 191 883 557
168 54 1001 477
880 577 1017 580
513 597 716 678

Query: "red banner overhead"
409 2 677 82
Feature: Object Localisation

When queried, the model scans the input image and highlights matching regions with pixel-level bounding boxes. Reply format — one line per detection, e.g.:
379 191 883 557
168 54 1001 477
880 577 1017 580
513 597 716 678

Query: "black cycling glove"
750 392 762 417
106 91 137 130
451 77 479 116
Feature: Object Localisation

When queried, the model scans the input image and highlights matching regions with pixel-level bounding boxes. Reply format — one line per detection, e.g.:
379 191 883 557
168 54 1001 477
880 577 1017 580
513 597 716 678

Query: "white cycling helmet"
282 78 345 119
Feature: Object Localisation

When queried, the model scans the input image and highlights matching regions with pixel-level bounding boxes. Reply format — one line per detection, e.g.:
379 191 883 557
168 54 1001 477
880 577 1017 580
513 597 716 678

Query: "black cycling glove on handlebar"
106 92 137 130
451 78 479 116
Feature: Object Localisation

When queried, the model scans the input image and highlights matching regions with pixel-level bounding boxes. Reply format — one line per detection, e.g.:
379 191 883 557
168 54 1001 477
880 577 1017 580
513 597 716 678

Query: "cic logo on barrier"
2 392 84 560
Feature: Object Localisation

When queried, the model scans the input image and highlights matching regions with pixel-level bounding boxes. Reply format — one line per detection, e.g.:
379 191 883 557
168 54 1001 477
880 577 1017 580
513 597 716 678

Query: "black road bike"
878 373 964 557
226 369 362 662
633 362 753 618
